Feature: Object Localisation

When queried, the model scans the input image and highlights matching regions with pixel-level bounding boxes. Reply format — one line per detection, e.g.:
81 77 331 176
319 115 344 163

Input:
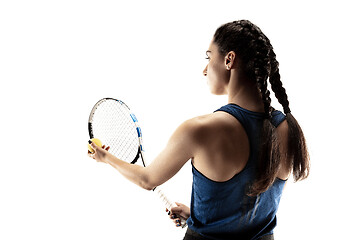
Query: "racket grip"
154 188 187 228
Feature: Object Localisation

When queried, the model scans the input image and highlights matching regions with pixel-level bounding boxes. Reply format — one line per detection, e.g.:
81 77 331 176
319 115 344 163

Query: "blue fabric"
186 104 287 240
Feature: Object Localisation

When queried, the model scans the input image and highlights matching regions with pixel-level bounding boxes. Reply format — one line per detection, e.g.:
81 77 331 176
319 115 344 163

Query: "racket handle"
154 187 187 228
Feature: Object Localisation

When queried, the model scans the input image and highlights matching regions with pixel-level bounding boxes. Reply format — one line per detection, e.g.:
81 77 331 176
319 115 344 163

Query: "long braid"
254 49 271 116
268 50 291 114
239 21 273 117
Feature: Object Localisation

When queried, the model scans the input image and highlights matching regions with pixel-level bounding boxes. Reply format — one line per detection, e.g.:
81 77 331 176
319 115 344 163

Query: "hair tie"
284 106 291 114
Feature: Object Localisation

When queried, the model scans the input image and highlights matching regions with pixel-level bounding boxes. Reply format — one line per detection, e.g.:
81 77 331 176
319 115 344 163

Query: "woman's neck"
226 72 264 113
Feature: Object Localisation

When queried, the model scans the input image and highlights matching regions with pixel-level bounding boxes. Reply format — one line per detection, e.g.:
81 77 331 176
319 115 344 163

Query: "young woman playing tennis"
88 20 310 240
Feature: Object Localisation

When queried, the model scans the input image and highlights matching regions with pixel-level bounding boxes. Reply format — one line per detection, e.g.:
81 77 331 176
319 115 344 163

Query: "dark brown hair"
213 20 310 195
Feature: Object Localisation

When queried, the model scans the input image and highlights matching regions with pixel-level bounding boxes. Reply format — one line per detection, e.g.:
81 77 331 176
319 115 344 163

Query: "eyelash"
205 57 210 60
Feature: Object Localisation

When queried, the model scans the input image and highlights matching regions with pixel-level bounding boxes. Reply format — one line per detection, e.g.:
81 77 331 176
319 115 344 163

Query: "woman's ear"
225 51 236 70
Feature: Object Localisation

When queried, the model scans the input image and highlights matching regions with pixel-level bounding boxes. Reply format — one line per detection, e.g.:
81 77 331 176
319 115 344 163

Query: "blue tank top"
186 104 287 240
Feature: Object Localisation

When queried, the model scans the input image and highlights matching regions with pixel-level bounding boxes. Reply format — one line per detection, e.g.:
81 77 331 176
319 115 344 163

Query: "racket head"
88 98 145 166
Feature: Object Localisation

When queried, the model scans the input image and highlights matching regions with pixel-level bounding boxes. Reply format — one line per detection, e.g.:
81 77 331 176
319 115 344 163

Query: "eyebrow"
206 50 211 56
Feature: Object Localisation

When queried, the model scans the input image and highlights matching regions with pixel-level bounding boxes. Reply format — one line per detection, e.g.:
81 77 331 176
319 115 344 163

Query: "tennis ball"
88 138 102 153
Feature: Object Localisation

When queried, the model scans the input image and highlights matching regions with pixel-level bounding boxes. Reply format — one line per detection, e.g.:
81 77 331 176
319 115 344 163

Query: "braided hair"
213 20 310 195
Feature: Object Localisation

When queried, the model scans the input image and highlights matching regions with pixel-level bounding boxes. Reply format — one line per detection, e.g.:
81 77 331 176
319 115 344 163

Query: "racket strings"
91 100 140 163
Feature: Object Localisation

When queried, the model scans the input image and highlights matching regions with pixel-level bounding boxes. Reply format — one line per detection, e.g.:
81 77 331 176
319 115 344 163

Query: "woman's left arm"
88 118 199 190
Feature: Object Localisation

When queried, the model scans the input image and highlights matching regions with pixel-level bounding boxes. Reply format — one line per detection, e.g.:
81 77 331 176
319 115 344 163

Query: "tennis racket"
88 98 187 228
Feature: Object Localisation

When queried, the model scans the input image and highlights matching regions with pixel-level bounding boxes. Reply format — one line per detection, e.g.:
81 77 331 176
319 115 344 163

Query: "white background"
1 0 359 239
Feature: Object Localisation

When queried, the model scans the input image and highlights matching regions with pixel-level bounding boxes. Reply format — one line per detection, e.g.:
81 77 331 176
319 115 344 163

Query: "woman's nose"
203 65 207 76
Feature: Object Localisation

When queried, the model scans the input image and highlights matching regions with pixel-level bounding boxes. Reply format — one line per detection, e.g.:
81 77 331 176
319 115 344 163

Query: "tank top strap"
215 104 286 128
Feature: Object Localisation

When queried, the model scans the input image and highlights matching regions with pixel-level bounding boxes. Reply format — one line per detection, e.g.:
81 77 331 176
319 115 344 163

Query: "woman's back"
187 104 289 240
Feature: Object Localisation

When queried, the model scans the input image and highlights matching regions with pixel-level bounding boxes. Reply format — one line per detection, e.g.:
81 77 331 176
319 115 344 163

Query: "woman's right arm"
167 202 191 227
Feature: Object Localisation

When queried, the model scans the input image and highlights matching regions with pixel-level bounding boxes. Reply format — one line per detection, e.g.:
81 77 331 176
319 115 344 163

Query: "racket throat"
130 147 141 164
130 146 146 167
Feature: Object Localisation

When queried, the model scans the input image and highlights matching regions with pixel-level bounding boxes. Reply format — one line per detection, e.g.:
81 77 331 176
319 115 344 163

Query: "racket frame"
88 98 145 166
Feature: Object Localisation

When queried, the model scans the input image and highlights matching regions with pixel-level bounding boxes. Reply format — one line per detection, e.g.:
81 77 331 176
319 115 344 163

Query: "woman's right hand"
166 202 190 227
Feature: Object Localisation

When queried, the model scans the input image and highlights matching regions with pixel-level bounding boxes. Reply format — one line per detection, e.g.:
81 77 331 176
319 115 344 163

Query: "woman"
88 20 310 240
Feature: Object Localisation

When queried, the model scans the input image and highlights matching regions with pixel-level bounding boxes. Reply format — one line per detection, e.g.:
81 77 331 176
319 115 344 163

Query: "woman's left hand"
87 142 110 163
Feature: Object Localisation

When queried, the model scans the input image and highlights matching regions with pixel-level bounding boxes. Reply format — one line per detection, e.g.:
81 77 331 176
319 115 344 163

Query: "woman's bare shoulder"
180 111 247 148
